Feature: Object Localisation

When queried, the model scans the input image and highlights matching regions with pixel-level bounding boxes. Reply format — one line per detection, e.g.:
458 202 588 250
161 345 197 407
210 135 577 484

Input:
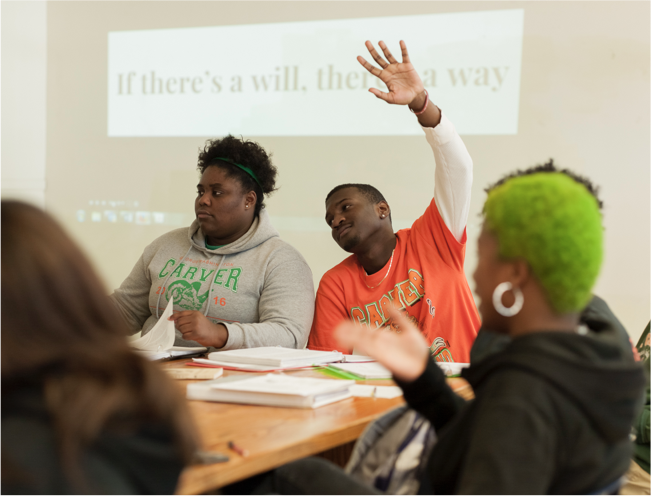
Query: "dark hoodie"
1 377 185 494
470 294 635 364
399 328 646 494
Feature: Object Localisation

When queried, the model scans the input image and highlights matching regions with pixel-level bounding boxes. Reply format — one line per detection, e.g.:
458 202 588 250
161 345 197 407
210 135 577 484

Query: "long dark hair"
1 201 197 489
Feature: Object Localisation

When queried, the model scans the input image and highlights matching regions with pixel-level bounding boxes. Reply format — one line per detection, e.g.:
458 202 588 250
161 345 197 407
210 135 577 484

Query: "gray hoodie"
110 209 315 350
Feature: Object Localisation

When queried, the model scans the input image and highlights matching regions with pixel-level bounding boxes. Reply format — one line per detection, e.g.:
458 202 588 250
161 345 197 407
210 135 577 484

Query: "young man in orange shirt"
307 40 480 362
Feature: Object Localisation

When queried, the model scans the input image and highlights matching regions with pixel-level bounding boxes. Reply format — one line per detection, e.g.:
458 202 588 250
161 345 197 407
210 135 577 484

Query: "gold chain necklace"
364 249 395 289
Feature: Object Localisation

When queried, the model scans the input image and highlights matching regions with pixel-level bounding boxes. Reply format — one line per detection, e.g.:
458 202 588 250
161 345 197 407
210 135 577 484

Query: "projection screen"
44 2 649 340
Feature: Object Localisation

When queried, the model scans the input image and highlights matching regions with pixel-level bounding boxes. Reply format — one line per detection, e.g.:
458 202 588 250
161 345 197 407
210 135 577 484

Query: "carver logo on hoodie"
165 281 209 311
159 257 244 310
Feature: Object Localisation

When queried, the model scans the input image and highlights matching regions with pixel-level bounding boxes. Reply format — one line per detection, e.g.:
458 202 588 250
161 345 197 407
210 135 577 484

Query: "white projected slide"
108 10 523 137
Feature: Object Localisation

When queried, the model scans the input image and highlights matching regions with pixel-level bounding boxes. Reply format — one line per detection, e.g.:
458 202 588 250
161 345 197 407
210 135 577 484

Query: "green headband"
215 157 263 190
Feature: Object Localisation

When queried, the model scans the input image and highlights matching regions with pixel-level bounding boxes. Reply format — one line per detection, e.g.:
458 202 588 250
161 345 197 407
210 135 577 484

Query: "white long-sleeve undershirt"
421 111 473 243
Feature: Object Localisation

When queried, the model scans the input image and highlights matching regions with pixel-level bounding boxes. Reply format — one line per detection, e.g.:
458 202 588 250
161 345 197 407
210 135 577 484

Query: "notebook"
207 347 343 368
130 296 206 361
350 385 403 399
191 358 314 373
187 374 355 409
165 367 223 380
328 362 392 379
342 354 376 363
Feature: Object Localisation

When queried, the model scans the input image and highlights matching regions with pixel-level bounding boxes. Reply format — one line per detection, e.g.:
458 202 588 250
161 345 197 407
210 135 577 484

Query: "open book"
187 374 355 409
130 296 206 361
206 347 343 368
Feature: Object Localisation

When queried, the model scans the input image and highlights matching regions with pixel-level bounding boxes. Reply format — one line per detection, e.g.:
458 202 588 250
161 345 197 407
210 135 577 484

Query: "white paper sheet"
436 362 470 377
130 296 176 352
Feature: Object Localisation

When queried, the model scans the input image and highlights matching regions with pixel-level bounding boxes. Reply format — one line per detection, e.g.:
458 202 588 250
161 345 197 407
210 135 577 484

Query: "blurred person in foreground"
1 200 197 494
229 172 646 494
621 322 650 495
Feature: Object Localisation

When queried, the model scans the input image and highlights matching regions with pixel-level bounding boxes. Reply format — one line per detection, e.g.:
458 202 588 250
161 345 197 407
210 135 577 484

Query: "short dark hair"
326 183 387 205
485 159 604 211
197 135 278 216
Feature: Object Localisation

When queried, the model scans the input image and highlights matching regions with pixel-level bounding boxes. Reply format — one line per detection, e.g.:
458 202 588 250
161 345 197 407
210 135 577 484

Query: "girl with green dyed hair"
480 171 603 320
317 171 647 494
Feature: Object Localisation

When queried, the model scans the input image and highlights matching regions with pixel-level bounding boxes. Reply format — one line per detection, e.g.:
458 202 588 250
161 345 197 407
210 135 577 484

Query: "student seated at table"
111 136 315 350
621 321 650 495
471 161 637 364
1 200 197 494
231 171 646 494
307 40 480 362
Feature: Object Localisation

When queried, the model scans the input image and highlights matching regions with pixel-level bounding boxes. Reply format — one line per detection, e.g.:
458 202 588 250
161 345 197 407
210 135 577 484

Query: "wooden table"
162 360 472 495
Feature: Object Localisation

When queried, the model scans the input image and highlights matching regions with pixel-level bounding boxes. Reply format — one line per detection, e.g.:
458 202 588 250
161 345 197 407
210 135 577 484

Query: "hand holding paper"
130 297 207 360
131 296 176 351
168 310 229 348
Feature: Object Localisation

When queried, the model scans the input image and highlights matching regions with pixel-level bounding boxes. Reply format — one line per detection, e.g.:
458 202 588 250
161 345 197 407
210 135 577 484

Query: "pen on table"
228 440 249 457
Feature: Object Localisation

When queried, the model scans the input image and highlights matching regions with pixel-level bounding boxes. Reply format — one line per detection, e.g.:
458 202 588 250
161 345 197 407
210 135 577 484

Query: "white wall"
2 1 648 344
1 1 47 207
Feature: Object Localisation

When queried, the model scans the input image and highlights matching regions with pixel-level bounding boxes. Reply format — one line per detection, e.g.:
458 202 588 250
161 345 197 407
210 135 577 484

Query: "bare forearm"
409 90 441 128
207 323 229 348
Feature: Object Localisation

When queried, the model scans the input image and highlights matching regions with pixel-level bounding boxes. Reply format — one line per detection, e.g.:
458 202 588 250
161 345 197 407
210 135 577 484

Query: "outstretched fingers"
386 304 418 334
378 40 398 64
357 55 382 78
334 321 365 353
365 40 389 69
399 40 410 64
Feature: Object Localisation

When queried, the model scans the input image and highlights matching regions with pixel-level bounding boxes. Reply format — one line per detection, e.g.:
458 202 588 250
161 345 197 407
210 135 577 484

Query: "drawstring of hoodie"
155 245 193 319
204 255 226 317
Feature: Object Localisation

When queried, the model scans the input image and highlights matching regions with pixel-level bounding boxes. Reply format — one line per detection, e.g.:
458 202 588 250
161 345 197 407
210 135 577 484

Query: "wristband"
409 90 429 116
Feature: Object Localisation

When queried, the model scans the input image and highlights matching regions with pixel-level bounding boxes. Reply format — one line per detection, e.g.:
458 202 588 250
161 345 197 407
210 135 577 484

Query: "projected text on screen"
108 10 523 136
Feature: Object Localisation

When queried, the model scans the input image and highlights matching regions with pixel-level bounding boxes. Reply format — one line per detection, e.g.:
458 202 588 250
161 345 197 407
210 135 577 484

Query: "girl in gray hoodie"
111 136 314 350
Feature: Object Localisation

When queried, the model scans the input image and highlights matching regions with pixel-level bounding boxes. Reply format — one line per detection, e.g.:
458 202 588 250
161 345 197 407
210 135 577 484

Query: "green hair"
483 172 603 314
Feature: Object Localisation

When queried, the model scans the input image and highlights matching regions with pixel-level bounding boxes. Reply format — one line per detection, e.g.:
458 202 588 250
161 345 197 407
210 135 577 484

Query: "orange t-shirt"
308 199 480 363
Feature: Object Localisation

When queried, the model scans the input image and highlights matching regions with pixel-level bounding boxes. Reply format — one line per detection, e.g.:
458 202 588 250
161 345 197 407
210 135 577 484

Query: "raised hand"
357 40 425 106
334 305 430 382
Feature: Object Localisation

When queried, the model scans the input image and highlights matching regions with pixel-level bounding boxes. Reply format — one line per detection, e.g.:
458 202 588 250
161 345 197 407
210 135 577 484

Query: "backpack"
345 405 436 495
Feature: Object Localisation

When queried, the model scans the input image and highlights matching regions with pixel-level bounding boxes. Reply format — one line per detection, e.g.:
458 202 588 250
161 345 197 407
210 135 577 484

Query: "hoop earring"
492 282 524 317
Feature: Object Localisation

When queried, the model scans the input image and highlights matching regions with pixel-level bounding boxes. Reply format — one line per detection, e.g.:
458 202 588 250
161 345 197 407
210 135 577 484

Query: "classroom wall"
1 1 47 208
2 1 649 342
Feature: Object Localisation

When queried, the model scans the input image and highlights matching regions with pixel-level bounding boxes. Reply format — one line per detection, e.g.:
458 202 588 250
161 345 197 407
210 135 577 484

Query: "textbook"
191 358 314 373
187 374 355 409
342 354 375 363
207 347 343 368
130 296 206 361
